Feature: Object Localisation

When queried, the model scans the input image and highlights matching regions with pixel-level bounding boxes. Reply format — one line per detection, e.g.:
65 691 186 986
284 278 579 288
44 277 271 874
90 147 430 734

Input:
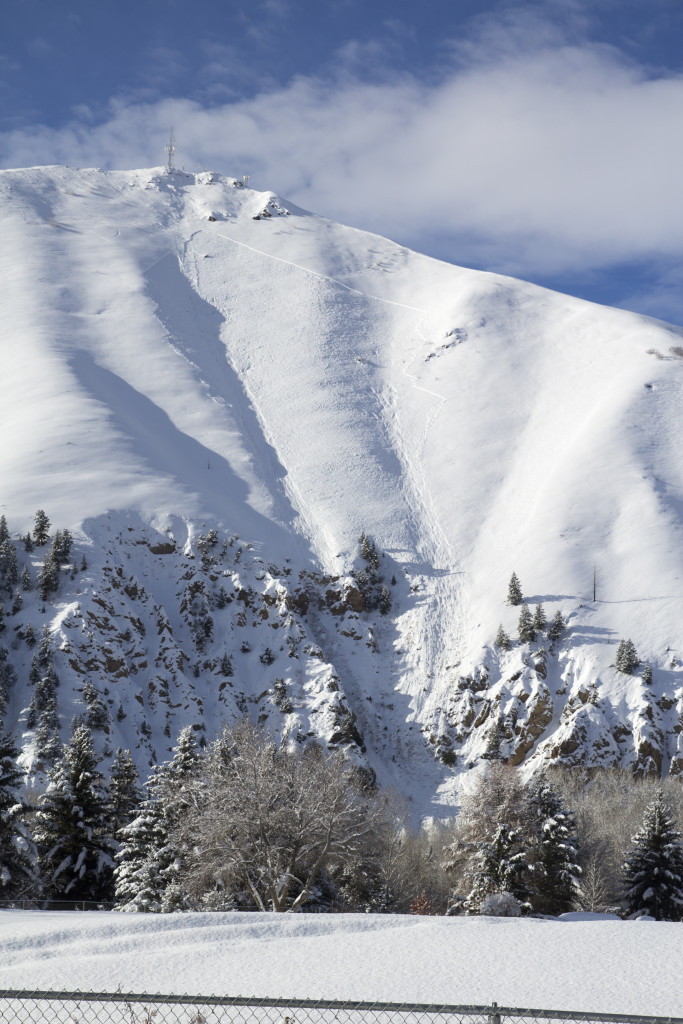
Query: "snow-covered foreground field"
0 911 680 1015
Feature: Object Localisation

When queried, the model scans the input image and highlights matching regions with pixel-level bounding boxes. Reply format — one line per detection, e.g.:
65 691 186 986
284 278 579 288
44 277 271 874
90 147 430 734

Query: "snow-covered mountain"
1 164 682 815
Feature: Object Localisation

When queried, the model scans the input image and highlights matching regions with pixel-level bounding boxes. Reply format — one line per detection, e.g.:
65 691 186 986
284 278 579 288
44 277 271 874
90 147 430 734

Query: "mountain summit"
1 165 682 810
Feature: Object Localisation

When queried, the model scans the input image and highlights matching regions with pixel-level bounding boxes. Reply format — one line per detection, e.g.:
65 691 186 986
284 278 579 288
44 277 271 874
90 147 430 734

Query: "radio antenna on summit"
166 128 176 172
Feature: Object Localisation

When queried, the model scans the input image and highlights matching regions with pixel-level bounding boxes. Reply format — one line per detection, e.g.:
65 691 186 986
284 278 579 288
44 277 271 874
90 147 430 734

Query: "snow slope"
1 910 681 1016
1 165 682 807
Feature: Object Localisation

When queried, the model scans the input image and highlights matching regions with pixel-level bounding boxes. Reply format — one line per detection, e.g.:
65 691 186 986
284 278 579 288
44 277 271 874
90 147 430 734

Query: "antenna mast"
166 128 176 172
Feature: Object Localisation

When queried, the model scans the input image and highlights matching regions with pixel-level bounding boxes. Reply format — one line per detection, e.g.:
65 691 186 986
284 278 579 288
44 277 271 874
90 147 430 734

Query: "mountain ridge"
1 164 682 811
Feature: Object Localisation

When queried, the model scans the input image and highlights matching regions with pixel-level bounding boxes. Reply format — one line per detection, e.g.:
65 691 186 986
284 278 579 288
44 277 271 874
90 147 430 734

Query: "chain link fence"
0 993 680 1024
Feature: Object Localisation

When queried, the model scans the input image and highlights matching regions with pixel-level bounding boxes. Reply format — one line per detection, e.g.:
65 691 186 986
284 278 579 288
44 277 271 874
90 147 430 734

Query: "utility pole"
166 128 176 172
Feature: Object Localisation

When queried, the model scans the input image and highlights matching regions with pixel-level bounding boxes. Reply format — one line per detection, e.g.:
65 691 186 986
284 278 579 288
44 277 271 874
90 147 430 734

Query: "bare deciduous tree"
175 719 388 912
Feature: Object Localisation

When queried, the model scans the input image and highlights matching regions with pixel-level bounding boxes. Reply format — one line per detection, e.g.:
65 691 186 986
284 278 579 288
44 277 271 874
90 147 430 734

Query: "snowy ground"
0 911 681 1016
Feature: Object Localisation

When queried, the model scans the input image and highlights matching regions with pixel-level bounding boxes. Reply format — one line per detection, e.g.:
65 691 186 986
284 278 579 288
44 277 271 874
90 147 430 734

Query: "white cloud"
1 18 681 320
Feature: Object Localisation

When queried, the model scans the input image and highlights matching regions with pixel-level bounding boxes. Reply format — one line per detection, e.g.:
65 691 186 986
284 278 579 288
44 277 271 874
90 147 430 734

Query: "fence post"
488 1002 501 1024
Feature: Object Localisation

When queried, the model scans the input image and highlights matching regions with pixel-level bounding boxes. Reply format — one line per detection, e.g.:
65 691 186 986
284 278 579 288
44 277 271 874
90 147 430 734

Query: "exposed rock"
148 541 176 555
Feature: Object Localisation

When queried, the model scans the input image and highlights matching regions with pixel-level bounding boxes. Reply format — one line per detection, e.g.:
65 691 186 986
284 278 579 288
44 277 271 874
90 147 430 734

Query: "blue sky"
1 0 682 324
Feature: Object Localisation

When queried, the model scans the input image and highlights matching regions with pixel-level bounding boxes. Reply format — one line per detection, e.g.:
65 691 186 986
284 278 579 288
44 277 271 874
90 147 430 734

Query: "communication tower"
166 128 176 172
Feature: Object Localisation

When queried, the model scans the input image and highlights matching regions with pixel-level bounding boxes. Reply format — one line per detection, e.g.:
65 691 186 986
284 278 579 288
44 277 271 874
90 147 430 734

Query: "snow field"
0 911 681 1016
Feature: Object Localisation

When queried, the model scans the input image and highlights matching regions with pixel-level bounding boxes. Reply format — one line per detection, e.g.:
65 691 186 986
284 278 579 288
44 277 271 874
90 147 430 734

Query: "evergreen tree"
20 566 32 591
51 528 72 565
532 603 547 632
27 664 59 731
642 664 653 686
113 727 202 911
165 725 203 783
0 647 17 721
22 622 37 648
0 516 8 544
507 572 523 606
465 823 528 913
0 731 39 899
445 762 532 914
483 717 504 761
48 529 73 568
517 605 536 643
33 510 51 547
378 585 392 615
0 540 18 592
621 790 683 921
615 639 640 674
34 701 62 769
23 533 33 553
494 624 511 650
528 775 581 915
82 680 110 732
35 723 115 903
37 625 53 667
108 748 142 837
114 782 173 912
359 531 380 572
36 554 59 602
547 610 565 642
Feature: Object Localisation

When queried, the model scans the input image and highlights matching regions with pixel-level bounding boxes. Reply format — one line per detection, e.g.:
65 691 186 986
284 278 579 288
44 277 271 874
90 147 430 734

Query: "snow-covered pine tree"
27 663 59 731
33 510 51 547
483 717 504 761
547 609 565 642
36 554 59 602
35 723 115 904
642 664 653 686
108 748 141 837
528 774 581 915
615 638 640 674
444 762 532 914
517 604 536 643
0 646 17 722
359 531 380 571
114 726 203 911
621 790 683 921
165 725 203 783
34 702 62 769
49 529 72 567
114 777 173 912
379 585 392 615
495 623 511 650
0 516 7 544
0 730 40 899
533 603 547 632
507 572 523 606
37 625 52 666
82 679 110 733
0 540 18 593
22 623 37 649
464 823 528 914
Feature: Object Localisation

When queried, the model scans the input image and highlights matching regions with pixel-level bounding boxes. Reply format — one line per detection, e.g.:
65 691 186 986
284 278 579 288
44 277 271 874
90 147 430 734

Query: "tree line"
2 717 682 919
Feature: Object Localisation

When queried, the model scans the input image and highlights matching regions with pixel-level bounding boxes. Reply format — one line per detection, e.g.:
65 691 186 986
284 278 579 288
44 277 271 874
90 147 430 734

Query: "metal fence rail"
0 993 680 1024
